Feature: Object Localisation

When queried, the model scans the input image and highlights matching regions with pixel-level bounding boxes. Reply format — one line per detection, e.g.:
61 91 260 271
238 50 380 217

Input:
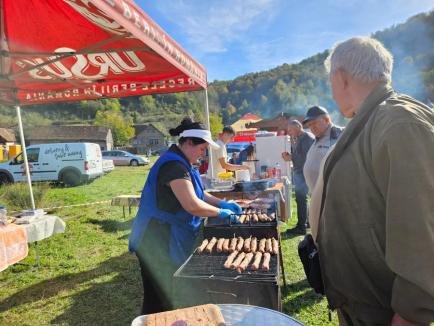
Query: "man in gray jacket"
319 36 434 325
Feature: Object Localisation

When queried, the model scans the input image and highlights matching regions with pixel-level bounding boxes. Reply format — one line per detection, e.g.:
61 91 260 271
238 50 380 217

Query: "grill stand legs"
278 233 286 287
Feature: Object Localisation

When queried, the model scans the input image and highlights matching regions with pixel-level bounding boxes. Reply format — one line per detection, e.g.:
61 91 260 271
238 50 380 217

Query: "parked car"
0 142 104 186
102 159 115 173
151 146 169 156
102 150 149 166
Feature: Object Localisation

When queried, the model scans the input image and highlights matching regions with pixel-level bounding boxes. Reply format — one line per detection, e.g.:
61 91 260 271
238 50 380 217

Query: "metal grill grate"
175 252 278 283
205 206 278 228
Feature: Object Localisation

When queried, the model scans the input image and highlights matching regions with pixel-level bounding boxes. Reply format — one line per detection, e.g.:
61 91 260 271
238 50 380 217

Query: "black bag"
298 234 324 295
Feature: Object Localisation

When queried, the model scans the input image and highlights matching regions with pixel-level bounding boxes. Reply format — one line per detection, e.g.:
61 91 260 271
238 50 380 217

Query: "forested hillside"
1 9 432 133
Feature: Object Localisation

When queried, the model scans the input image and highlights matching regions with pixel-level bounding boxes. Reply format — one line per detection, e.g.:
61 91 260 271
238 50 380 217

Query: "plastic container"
235 169 250 182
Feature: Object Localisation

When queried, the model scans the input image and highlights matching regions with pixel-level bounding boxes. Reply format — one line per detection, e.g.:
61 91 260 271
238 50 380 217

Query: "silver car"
101 150 149 166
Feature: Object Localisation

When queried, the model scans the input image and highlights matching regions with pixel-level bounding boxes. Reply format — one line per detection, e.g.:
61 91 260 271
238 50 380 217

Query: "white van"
0 143 103 186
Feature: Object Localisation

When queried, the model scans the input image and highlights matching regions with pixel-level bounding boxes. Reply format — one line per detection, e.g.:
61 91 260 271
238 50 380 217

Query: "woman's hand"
217 209 239 224
219 201 242 214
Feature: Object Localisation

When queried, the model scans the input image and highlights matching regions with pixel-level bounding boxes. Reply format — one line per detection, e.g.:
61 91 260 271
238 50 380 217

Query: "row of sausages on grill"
237 210 276 224
197 237 279 255
224 250 271 273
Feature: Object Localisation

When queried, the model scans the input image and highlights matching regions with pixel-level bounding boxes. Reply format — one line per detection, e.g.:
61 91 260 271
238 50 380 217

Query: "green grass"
0 163 338 325
280 200 338 325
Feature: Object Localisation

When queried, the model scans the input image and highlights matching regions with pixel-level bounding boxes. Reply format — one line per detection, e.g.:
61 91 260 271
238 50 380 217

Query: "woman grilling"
129 117 242 314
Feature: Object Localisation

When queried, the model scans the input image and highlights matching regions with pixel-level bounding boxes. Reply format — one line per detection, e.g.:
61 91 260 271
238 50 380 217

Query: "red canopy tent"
0 0 210 210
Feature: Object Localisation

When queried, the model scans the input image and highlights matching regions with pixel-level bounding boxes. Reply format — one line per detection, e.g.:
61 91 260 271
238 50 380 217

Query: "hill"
0 9 433 131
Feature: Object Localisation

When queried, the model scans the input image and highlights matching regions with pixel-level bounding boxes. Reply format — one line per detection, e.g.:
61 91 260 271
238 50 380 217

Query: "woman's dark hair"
245 144 255 156
222 126 235 135
169 117 207 145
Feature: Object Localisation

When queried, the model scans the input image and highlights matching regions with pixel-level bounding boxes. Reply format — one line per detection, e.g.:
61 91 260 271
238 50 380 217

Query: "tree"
209 112 223 139
95 109 134 146
139 95 157 114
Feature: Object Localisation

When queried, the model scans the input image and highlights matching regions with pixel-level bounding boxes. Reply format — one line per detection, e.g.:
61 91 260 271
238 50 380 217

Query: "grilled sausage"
272 237 279 255
224 250 239 269
252 213 259 223
265 238 272 253
236 237 244 252
269 212 276 221
239 214 246 224
229 237 238 253
259 238 266 253
197 239 209 254
243 237 252 252
250 237 257 253
237 252 254 273
245 214 250 224
205 237 217 254
262 252 271 272
231 252 246 270
222 238 230 253
258 213 266 222
251 252 263 271
216 238 225 253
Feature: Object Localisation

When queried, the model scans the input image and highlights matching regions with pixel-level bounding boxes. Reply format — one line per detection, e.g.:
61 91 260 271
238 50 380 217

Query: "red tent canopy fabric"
0 0 207 106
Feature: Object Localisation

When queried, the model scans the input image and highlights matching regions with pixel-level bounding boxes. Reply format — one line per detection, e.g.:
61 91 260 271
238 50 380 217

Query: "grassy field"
0 163 338 326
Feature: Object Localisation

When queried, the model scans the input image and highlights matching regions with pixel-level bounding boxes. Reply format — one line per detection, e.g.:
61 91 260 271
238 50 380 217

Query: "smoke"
374 12 434 101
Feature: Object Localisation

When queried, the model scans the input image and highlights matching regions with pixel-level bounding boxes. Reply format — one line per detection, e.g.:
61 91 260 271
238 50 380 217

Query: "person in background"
207 126 249 179
236 143 255 164
129 118 242 315
302 106 343 192
229 152 238 164
319 36 434 325
282 120 314 235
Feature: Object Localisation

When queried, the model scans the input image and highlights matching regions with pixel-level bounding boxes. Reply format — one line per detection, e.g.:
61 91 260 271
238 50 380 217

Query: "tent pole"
204 89 214 181
16 105 36 211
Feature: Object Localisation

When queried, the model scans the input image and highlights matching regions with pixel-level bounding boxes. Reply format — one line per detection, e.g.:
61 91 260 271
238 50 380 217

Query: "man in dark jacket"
319 36 434 325
282 120 314 235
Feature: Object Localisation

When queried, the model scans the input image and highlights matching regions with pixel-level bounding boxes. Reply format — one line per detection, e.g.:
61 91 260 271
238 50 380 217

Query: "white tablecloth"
21 215 66 243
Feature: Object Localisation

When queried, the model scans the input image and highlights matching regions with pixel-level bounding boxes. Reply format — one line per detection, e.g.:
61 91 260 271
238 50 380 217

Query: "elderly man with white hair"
316 36 434 325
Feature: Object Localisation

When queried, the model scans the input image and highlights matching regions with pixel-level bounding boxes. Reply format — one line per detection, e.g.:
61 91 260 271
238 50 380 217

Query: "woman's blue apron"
129 150 204 265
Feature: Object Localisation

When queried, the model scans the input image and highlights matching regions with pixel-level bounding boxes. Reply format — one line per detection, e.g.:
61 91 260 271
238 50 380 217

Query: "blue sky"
136 0 434 82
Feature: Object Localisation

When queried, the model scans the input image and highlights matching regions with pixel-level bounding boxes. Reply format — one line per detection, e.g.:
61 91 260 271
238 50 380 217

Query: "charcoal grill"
173 250 281 311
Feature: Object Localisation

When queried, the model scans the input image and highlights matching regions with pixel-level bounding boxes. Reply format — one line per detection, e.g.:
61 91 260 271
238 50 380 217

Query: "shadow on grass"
282 278 310 294
280 231 306 240
0 252 143 325
282 279 323 315
87 218 134 233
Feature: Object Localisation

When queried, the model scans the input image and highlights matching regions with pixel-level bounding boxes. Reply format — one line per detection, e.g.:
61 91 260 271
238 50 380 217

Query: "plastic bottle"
274 162 281 181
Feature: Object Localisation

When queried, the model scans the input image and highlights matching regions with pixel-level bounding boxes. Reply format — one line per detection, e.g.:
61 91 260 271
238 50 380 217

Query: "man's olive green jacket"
318 84 434 325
